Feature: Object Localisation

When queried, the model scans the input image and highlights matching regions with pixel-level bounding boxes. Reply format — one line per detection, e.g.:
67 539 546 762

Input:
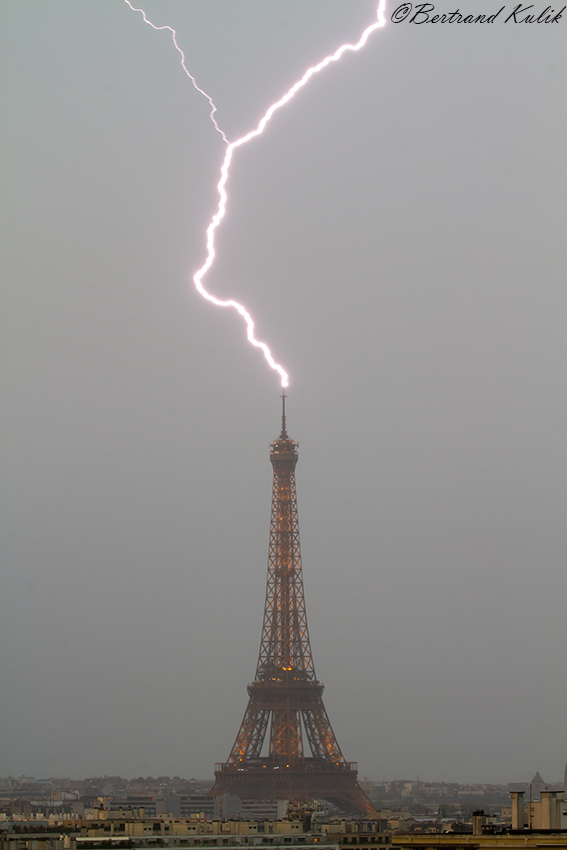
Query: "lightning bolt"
124 1 387 388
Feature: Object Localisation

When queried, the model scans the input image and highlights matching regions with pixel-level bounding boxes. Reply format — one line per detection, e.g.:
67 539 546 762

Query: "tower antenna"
280 391 288 440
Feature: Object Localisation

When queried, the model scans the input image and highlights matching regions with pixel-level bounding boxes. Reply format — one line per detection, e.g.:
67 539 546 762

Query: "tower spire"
280 391 288 440
210 400 374 814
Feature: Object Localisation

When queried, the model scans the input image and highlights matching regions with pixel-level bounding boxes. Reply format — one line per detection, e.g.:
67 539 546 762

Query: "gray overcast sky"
1 1 565 784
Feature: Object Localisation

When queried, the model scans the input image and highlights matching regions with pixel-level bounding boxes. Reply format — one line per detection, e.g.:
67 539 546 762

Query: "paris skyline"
1 1 565 784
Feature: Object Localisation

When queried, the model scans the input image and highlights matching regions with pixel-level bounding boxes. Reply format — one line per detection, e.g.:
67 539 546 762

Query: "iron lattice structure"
210 397 373 815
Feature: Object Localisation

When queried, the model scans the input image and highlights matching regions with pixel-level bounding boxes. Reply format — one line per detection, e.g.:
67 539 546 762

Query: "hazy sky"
1 1 565 785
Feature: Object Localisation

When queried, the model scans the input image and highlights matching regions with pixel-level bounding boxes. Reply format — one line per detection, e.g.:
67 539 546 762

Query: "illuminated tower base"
210 398 373 815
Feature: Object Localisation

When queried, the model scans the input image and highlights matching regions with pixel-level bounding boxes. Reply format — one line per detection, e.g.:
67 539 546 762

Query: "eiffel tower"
210 396 373 814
